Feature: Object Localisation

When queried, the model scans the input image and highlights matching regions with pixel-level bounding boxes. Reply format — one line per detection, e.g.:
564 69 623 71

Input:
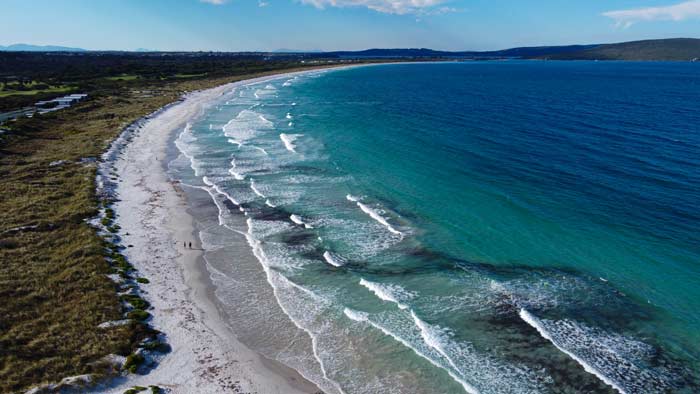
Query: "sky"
2 0 699 51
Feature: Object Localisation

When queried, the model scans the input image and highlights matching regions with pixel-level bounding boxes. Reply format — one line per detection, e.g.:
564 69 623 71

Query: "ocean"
169 62 700 394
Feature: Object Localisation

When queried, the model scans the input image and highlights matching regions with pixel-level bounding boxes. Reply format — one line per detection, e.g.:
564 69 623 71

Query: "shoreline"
93 69 353 393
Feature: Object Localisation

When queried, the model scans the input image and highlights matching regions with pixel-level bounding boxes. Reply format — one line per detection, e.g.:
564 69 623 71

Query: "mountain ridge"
2 38 698 61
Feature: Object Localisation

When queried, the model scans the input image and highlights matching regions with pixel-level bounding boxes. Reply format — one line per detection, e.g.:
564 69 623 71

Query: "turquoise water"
172 62 700 393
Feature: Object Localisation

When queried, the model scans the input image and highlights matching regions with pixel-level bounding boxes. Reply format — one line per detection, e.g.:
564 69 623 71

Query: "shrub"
127 309 150 321
0 239 19 249
150 386 162 394
124 353 145 374
120 294 149 310
124 386 147 394
136 277 149 284
140 340 170 353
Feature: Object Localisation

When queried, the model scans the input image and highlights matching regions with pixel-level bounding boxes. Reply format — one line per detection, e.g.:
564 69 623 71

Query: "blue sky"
3 0 699 51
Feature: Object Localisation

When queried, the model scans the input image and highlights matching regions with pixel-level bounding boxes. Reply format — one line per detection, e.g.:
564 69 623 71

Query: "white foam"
241 219 347 394
359 278 412 310
411 310 463 378
227 138 243 148
343 308 480 394
286 113 293 119
203 176 241 206
259 114 273 126
345 194 361 202
253 146 268 155
229 158 245 180
288 122 293 127
280 133 303 153
290 214 313 229
356 202 402 236
265 199 277 208
229 169 245 180
322 251 344 267
174 123 203 176
518 309 628 394
223 110 273 143
343 308 369 322
250 179 266 198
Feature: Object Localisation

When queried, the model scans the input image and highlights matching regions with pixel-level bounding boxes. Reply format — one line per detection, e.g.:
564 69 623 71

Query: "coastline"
93 70 349 393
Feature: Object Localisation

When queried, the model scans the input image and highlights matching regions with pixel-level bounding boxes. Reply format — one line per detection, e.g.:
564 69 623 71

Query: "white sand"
94 72 332 394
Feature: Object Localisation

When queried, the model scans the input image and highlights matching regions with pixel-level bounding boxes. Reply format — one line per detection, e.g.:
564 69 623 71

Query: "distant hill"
324 45 599 59
274 49 323 53
542 38 700 61
0 43 86 52
322 40 699 61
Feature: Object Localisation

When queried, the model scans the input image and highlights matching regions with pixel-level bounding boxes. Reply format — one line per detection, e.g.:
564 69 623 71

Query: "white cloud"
200 0 227 4
299 0 451 15
603 0 700 28
259 0 269 6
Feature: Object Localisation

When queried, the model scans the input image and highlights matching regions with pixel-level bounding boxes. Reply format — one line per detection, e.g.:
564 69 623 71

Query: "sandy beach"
92 72 332 394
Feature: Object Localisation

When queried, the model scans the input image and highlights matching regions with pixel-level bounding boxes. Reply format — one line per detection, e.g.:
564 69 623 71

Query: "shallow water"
169 62 700 393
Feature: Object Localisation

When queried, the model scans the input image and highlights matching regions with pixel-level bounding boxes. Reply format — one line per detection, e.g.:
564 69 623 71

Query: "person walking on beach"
184 241 186 248
189 242 192 249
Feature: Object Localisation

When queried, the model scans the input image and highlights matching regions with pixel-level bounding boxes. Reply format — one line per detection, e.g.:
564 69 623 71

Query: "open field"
0 81 74 98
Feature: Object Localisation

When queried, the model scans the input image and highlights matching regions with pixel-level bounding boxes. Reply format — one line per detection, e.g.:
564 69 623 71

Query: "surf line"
241 218 349 394
343 308 480 394
518 309 628 394
346 195 403 236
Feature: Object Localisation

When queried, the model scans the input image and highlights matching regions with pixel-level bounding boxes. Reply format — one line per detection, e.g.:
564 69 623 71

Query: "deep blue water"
173 62 700 394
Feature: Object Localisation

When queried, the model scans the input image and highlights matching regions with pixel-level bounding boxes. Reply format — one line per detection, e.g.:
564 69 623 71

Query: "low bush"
140 340 170 353
120 294 149 310
124 353 145 374
127 309 150 321
124 385 147 394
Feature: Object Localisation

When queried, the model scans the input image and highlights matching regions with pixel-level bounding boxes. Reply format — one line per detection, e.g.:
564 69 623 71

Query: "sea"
168 62 700 394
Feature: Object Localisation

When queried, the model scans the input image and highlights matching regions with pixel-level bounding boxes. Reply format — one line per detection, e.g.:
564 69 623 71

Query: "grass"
0 81 74 98
0 86 73 98
171 72 207 79
105 74 140 81
0 63 345 393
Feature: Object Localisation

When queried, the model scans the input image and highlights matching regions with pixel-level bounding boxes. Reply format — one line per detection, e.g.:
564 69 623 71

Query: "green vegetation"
0 80 73 98
127 309 150 321
136 277 150 284
0 51 358 392
106 74 139 81
124 353 145 374
172 72 207 79
124 387 147 394
120 294 150 310
544 38 700 61
139 340 170 353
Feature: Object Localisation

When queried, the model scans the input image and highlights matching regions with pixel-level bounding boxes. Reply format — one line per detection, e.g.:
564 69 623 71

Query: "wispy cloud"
259 0 269 6
200 0 227 4
299 0 452 15
603 0 700 28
